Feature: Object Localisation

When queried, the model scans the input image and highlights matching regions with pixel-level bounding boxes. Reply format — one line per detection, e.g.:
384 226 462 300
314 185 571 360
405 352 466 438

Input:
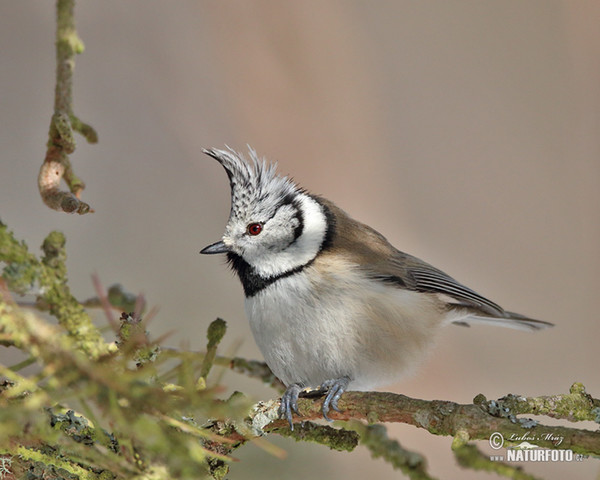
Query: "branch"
38 0 97 215
347 421 433 480
451 433 540 480
249 389 600 456
0 222 110 357
218 355 286 393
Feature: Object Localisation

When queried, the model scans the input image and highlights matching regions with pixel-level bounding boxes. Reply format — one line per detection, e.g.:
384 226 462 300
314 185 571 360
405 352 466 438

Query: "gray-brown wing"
318 197 507 317
386 251 506 316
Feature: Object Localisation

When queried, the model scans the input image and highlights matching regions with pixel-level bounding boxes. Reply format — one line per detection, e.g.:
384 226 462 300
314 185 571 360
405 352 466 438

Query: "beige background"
1 2 599 479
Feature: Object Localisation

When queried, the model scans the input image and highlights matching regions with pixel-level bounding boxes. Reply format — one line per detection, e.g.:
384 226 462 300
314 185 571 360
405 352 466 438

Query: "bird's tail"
452 311 554 332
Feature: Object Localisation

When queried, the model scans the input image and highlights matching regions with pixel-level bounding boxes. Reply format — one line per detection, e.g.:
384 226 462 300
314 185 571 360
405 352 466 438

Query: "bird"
200 146 553 428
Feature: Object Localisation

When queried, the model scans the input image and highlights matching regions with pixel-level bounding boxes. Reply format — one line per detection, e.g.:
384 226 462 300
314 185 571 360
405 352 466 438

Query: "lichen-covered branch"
478 383 600 423
247 387 600 460
38 0 97 214
159 351 286 392
225 356 286 392
348 421 433 480
268 421 359 452
0 222 109 357
451 431 541 480
0 304 253 479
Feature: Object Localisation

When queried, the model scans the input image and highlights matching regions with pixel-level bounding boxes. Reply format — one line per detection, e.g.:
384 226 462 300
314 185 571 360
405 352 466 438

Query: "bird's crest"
203 147 299 221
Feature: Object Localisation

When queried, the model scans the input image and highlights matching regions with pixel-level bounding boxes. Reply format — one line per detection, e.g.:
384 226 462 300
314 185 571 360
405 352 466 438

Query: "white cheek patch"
249 194 327 278
263 204 298 250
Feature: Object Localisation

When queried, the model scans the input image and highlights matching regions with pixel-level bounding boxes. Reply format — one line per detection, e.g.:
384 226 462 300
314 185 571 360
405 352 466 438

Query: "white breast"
245 260 445 390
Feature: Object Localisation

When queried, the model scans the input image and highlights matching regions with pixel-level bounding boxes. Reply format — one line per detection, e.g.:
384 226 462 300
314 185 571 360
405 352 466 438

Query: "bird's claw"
279 377 350 428
279 383 302 430
320 377 350 421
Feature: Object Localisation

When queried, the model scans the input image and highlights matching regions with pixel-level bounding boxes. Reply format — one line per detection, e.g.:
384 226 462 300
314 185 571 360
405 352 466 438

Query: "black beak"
200 241 230 255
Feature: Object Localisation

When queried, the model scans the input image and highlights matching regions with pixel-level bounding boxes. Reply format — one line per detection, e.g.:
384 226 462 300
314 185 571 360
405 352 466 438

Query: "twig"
0 223 110 357
38 0 97 214
348 420 434 480
451 429 541 480
223 355 286 392
198 319 227 384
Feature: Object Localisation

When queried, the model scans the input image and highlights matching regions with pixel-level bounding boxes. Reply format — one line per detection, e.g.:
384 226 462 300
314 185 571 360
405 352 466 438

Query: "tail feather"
451 310 554 332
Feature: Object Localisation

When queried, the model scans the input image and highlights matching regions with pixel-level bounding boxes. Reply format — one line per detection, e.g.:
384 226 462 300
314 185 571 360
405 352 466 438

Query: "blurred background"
1 1 598 479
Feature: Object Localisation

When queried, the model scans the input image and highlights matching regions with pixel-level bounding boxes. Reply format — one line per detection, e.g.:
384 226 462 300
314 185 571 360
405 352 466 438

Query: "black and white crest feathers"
203 147 299 222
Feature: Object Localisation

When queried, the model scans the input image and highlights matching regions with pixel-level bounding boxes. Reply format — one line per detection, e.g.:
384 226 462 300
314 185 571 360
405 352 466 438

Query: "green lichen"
0 222 38 295
366 410 380 424
452 431 533 479
451 429 470 449
17 446 109 480
48 409 119 453
226 357 284 392
117 312 159 367
353 422 432 480
52 112 76 153
70 115 98 144
272 421 358 452
1 225 108 358
206 318 226 349
198 319 227 381
108 284 140 312
38 231 107 357
496 383 598 423
452 442 539 480
413 402 451 436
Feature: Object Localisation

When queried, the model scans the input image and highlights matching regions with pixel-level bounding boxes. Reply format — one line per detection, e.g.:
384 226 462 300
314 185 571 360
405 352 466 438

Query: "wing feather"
407 265 505 316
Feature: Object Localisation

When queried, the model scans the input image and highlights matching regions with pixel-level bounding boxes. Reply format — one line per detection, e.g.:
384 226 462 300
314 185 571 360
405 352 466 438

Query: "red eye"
247 223 263 236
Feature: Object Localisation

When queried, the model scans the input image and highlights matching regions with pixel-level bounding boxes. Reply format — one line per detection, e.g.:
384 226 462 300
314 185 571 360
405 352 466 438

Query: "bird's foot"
319 376 350 421
279 376 350 429
279 383 303 430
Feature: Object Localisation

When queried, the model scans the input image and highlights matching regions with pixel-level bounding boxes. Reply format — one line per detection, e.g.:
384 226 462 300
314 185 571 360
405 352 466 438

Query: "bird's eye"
247 223 263 236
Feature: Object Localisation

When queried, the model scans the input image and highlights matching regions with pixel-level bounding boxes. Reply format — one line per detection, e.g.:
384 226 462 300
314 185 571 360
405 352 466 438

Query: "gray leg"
279 383 303 430
320 376 350 421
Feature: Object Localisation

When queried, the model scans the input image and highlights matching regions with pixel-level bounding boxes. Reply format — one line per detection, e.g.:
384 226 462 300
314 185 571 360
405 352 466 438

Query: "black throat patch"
226 252 305 297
